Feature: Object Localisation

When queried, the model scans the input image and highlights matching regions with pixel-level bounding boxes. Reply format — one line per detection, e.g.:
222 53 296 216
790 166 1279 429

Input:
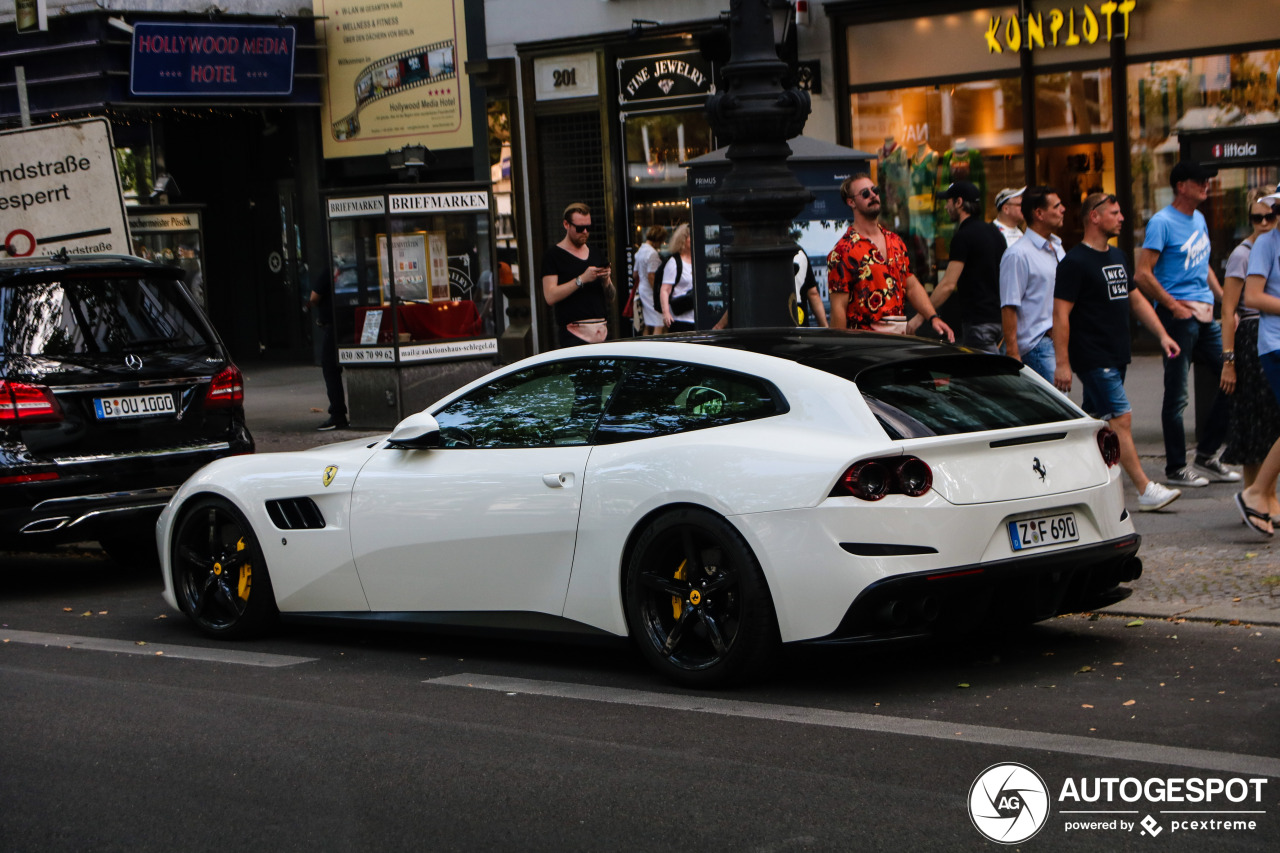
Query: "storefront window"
623 109 714 189
1035 68 1112 137
1128 49 1280 272
851 78 1023 281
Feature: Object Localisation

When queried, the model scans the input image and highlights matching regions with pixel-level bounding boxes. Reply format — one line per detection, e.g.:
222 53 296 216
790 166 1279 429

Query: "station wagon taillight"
834 455 933 501
0 380 64 424
205 365 244 408
1097 427 1120 467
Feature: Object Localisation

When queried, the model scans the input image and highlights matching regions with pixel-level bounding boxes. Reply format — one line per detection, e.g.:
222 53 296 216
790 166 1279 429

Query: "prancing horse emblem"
322 465 338 487
1032 457 1047 482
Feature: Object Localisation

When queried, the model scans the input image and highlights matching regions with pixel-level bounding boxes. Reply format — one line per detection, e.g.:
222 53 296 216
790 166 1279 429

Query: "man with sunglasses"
1135 160 1239 488
827 173 954 341
541 201 613 348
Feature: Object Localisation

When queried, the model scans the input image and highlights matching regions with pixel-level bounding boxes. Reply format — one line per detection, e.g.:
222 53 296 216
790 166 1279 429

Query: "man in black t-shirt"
540 202 613 348
1053 193 1183 511
912 181 1006 351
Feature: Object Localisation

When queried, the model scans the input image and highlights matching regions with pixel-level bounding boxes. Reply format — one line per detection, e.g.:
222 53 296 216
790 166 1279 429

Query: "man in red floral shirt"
827 173 954 341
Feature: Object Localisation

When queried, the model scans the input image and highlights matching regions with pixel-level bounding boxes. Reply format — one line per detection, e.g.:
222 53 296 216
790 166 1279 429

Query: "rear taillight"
0 380 64 424
205 365 244 408
834 455 933 501
1097 427 1120 467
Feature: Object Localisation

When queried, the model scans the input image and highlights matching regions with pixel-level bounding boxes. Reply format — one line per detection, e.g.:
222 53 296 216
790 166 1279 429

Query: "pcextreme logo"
968 763 1270 843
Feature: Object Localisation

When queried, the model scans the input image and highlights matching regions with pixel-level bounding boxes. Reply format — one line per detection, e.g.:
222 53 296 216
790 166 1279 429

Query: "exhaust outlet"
877 600 907 627
913 596 941 623
21 517 70 534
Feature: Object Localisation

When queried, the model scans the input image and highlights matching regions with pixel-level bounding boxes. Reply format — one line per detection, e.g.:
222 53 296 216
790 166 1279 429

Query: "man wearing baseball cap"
1135 160 1239 488
911 180 1006 351
992 186 1026 248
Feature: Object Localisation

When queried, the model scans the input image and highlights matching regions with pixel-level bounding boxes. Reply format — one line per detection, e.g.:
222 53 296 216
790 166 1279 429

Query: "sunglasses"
1082 193 1118 216
568 222 590 233
852 185 881 201
1250 212 1278 224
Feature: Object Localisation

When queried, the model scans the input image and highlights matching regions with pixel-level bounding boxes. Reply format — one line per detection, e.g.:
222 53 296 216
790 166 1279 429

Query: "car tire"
99 533 161 574
170 497 277 639
624 507 779 687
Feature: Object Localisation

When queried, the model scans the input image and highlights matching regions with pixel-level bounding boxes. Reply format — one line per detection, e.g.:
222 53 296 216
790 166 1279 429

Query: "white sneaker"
1138 481 1182 511
1166 467 1209 488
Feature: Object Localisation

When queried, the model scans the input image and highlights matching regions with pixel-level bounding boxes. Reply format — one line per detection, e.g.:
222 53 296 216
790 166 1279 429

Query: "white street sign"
0 118 131 258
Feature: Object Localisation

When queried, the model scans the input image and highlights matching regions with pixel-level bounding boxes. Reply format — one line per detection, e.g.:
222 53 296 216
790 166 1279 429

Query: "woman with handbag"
660 224 696 333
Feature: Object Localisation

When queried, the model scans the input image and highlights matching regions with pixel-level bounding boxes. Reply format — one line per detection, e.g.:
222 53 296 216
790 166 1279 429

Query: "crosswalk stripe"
426 673 1280 778
2 629 317 668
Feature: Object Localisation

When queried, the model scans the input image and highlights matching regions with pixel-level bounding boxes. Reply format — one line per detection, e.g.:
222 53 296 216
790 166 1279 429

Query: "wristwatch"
1223 350 1235 363
574 276 583 289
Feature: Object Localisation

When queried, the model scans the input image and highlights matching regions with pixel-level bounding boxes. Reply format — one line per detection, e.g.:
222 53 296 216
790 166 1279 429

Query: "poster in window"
427 232 450 302
378 233 429 302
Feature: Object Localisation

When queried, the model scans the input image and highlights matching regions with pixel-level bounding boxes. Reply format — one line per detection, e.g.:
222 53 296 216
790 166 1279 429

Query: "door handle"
543 472 573 488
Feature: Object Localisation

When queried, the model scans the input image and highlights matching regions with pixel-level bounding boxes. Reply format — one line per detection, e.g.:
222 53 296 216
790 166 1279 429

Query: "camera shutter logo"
969 763 1050 844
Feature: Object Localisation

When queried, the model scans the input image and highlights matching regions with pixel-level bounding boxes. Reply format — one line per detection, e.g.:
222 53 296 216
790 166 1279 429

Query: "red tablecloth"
352 301 482 344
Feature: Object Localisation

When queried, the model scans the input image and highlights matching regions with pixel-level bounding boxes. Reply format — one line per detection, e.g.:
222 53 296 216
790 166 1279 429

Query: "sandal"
1234 492 1274 537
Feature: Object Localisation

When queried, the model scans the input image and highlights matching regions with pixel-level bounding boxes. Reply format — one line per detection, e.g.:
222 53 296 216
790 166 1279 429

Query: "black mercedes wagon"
0 253 253 565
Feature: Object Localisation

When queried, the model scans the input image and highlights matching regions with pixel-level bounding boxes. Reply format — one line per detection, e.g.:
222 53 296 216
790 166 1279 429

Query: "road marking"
427 674 1280 778
2 629 316 668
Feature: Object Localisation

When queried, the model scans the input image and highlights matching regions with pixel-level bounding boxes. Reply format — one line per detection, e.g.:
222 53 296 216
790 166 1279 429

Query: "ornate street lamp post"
705 0 812 328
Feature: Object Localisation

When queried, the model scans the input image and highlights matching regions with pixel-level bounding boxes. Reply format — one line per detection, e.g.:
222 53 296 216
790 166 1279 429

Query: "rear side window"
857 357 1080 438
0 277 212 356
596 359 783 442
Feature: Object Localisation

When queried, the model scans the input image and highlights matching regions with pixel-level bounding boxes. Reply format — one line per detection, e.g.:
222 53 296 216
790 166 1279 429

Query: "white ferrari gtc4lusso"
157 329 1140 686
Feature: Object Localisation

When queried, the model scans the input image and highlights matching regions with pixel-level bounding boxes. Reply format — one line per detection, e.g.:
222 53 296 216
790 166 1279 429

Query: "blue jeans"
1021 334 1056 384
1078 365 1131 420
1154 306 1230 476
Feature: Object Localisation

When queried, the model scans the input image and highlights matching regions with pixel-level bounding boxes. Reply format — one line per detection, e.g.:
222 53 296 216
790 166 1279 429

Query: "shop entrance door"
251 179 308 356
1035 141 1115 250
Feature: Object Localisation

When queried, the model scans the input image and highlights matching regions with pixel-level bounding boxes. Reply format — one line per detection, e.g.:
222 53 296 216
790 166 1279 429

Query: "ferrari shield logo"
322 465 338 487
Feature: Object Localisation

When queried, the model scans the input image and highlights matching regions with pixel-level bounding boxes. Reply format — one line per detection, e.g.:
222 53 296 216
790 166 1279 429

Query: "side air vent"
265 498 325 530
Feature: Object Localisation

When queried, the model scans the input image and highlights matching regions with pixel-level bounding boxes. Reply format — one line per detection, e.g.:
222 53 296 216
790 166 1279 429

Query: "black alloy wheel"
171 497 277 639
624 507 779 687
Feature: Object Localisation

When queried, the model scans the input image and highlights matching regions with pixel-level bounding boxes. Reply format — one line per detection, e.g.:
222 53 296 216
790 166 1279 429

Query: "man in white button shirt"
992 186 1026 248
999 186 1065 382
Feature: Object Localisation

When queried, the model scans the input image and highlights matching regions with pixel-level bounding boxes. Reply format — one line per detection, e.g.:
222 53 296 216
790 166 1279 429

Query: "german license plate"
1008 512 1078 551
94 392 176 420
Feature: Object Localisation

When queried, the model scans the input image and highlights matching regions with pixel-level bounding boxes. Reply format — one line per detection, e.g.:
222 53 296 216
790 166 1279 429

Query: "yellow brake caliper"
671 558 687 620
235 537 252 602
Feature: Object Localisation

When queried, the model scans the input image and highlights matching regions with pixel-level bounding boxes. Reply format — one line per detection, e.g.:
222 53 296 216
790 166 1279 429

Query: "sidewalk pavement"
241 354 1280 627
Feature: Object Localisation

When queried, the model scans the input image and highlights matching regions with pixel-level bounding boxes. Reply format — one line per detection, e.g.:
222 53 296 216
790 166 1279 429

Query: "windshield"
855 357 1082 438
0 276 213 356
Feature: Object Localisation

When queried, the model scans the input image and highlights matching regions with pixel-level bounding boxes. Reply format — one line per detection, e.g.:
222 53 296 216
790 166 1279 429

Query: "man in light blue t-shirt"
1135 160 1238 489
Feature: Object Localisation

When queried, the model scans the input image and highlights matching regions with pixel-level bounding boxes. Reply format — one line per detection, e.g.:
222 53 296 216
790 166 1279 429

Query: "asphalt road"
2 550 1277 852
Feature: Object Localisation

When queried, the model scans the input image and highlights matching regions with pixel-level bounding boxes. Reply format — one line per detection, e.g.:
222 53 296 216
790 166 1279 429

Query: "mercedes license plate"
94 392 176 420
1008 512 1078 551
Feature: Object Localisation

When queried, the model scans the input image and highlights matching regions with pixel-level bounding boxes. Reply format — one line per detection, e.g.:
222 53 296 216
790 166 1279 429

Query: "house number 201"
552 68 577 87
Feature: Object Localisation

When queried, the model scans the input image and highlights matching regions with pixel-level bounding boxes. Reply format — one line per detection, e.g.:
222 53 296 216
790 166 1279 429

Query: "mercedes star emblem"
125 354 144 371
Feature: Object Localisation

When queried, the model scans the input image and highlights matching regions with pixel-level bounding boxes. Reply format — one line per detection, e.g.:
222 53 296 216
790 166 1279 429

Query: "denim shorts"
1077 365 1131 420
1260 349 1280 406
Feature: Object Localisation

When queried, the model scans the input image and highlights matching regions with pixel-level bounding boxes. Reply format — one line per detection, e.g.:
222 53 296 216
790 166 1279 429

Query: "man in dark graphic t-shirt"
540 201 613 348
1053 192 1183 512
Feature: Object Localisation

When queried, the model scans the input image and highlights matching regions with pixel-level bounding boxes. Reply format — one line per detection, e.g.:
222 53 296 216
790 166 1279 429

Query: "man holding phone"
541 201 613 347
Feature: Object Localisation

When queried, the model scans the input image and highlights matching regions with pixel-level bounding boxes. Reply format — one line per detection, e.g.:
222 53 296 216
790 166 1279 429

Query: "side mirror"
387 412 441 449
